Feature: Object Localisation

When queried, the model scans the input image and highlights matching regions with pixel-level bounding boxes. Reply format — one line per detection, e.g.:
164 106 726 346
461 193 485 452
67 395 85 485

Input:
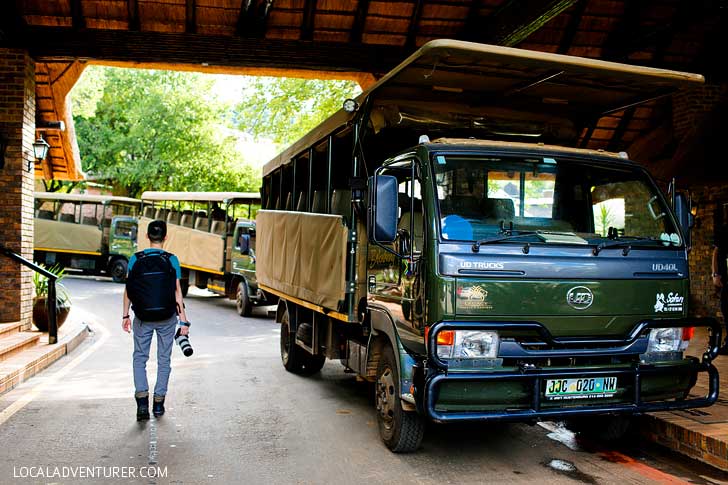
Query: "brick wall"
0 49 35 325
688 184 728 319
672 84 728 141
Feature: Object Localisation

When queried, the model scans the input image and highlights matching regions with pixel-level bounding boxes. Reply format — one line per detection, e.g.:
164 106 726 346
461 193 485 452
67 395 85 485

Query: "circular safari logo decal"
566 286 594 310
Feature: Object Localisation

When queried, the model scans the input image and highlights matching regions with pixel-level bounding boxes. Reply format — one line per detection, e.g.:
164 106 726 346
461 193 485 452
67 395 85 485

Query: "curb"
639 413 728 472
0 322 91 396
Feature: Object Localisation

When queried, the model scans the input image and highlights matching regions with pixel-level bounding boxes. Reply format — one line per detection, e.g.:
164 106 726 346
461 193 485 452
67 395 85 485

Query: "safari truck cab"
138 192 275 316
34 192 140 282
256 40 721 452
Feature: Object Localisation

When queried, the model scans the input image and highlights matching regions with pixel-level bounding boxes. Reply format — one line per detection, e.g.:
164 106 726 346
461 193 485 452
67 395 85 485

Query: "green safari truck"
255 40 721 452
34 192 140 282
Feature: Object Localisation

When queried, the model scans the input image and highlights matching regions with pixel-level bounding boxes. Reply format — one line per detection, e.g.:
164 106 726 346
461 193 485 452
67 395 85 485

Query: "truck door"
109 217 137 258
232 223 257 286
368 158 427 354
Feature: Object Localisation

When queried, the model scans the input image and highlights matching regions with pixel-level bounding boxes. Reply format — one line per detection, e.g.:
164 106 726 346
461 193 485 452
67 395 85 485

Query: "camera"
175 328 193 357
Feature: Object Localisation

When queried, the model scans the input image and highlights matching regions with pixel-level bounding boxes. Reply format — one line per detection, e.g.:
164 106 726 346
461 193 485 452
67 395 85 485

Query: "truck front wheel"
236 281 252 317
376 344 424 452
108 258 128 283
279 305 325 375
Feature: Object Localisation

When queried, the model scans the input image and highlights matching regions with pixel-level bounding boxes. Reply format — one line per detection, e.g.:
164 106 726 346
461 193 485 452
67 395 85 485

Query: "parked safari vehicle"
138 191 274 315
34 192 140 282
256 40 721 452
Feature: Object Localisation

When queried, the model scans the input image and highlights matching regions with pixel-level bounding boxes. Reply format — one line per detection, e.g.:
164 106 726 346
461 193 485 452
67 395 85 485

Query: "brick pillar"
0 49 35 325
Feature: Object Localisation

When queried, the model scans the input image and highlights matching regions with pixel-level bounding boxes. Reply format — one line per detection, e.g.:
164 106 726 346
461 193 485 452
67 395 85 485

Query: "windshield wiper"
592 236 663 256
472 231 542 253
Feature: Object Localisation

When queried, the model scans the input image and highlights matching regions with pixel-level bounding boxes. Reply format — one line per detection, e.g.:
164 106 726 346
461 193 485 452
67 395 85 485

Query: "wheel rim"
376 366 396 432
236 286 244 313
111 262 125 279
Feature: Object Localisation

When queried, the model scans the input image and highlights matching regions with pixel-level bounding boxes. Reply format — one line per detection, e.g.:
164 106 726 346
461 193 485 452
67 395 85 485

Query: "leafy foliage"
32 264 66 298
235 77 361 145
73 68 259 197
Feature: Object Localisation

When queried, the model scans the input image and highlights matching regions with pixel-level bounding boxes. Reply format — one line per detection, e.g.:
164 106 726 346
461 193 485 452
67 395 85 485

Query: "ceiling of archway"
0 0 724 181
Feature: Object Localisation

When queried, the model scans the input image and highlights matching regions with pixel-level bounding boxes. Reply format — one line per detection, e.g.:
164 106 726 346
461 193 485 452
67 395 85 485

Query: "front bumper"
422 319 721 423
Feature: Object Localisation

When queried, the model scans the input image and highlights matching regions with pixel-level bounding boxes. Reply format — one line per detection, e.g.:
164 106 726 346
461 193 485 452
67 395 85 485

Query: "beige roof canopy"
264 39 704 177
140 191 261 203
35 192 140 205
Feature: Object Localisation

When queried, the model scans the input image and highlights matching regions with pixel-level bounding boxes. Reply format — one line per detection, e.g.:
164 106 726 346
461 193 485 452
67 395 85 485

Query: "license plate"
545 377 618 400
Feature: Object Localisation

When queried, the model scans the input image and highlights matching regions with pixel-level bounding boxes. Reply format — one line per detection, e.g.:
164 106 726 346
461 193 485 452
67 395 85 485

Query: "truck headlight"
435 330 499 360
646 327 692 353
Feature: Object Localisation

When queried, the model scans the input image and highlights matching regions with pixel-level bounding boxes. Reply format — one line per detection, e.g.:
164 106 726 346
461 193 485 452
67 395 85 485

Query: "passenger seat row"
37 210 114 228
142 206 227 235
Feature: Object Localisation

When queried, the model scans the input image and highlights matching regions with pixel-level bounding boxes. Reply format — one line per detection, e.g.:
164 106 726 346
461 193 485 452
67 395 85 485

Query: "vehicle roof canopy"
35 192 140 205
264 39 704 177
140 191 261 203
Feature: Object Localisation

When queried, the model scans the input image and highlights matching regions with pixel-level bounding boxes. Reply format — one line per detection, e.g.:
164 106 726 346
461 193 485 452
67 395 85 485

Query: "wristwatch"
713 273 721 278
180 321 191 327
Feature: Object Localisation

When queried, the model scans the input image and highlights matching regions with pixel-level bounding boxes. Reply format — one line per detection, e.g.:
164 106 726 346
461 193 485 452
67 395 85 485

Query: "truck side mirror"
240 233 251 255
674 192 693 248
368 175 398 243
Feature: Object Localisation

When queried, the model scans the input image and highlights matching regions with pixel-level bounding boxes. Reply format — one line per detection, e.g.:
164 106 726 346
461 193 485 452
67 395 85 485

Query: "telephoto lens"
175 328 193 357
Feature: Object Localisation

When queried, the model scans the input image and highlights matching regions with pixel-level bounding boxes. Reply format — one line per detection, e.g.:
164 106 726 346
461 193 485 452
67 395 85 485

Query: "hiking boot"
152 396 165 417
135 394 150 421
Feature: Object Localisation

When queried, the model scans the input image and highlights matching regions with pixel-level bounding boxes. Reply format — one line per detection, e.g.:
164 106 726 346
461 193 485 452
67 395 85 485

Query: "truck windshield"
432 154 681 247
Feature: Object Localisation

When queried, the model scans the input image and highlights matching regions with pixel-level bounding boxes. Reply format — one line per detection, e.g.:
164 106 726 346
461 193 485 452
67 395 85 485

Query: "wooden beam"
70 0 86 30
236 0 274 38
406 0 425 48
236 0 252 36
0 0 27 41
601 0 644 62
12 27 405 74
607 106 636 152
186 0 196 34
461 0 480 40
128 0 140 31
301 0 317 41
350 0 370 43
557 0 587 54
482 0 579 46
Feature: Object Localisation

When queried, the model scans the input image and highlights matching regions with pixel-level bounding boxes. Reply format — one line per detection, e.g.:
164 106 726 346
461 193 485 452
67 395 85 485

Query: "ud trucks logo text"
459 261 505 270
654 292 684 313
566 287 594 310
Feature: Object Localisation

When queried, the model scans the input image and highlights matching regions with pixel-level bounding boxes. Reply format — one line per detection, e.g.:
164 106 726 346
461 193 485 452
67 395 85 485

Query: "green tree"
235 77 361 145
73 67 259 197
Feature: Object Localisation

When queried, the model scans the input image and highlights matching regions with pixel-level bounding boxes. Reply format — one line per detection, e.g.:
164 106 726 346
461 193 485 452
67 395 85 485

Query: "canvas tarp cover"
138 217 224 273
35 219 102 253
256 210 348 310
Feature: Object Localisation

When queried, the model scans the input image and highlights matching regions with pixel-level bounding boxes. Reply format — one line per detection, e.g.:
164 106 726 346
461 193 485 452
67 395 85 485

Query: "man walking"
122 220 190 420
713 218 728 354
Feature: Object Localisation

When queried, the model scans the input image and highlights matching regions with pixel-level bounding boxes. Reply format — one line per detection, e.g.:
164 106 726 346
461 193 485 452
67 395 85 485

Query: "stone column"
0 49 35 325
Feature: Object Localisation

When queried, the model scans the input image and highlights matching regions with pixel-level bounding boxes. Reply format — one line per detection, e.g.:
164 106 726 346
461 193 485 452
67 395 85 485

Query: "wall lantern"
30 135 50 172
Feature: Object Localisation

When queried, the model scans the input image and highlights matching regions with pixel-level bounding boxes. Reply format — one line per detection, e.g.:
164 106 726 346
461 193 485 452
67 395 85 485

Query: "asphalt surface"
0 276 726 485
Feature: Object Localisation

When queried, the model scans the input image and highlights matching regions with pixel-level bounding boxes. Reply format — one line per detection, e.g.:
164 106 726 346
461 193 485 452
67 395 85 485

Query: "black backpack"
126 250 177 321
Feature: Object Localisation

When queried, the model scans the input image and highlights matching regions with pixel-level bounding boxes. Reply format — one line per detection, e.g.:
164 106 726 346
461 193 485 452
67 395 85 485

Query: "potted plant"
32 264 71 332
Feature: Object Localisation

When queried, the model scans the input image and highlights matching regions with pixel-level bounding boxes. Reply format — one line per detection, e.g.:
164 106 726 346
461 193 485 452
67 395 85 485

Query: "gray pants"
133 315 178 397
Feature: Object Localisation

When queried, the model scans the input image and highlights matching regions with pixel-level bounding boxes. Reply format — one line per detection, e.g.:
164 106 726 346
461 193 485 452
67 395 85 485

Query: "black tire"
566 415 632 442
180 280 189 298
279 305 326 375
109 258 128 283
375 343 425 452
236 281 252 317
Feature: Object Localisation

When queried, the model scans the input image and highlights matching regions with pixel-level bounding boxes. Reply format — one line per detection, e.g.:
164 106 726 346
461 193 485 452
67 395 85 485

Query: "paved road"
0 277 726 485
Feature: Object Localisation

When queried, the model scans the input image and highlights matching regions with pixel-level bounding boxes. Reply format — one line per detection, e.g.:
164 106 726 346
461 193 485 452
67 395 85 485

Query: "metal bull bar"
423 319 721 423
